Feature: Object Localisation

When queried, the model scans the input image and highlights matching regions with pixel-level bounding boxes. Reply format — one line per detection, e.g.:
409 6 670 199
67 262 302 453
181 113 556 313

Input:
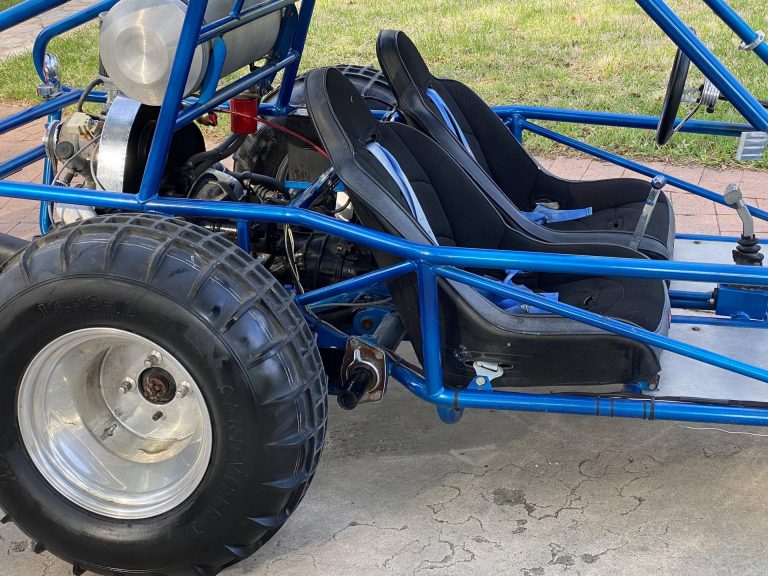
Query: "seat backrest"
376 29 542 209
305 66 513 252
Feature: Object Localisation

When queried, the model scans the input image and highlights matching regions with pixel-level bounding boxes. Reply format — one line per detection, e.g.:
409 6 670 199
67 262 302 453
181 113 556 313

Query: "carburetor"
44 111 103 224
45 111 103 188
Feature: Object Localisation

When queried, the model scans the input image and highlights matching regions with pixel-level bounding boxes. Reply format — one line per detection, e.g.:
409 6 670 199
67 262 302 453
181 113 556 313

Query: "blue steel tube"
703 0 768 66
273 0 315 113
417 263 444 398
492 106 752 137
0 0 69 33
0 146 46 179
296 261 416 306
32 0 119 79
635 0 768 132
520 119 768 222
3 182 768 287
0 90 81 136
137 0 208 201
388 363 768 426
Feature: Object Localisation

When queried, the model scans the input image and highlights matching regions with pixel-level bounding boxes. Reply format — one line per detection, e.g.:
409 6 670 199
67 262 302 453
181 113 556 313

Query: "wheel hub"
139 366 177 404
17 328 213 519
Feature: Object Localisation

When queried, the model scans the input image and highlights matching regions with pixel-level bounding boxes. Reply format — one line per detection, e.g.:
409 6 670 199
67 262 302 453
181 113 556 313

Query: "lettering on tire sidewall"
37 296 136 320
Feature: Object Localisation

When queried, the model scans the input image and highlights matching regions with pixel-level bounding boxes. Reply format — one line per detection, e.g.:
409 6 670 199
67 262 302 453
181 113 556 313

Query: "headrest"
376 29 434 91
304 66 378 145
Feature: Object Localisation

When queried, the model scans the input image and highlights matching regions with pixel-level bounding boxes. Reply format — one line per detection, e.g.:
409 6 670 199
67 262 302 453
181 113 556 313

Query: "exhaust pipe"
0 233 29 264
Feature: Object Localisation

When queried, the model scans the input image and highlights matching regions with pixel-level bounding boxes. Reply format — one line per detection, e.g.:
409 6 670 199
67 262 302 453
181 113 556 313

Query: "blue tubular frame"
2 0 768 427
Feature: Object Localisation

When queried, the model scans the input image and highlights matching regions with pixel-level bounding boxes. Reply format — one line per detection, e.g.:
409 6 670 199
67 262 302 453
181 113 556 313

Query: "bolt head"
119 378 135 394
176 382 190 398
146 350 162 366
374 349 384 360
476 376 487 386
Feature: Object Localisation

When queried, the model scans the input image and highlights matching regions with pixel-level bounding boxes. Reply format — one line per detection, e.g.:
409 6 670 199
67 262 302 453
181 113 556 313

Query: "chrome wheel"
17 328 213 519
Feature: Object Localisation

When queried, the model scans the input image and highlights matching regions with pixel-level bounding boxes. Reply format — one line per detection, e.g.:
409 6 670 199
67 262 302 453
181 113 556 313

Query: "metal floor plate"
670 238 735 293
657 322 768 402
662 238 767 401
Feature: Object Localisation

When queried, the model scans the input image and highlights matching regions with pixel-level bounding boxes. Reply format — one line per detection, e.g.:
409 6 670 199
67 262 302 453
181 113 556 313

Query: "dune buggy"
0 0 767 574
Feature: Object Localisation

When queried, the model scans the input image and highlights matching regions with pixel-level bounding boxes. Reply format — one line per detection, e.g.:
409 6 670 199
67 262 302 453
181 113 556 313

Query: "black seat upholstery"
305 67 670 389
376 29 675 260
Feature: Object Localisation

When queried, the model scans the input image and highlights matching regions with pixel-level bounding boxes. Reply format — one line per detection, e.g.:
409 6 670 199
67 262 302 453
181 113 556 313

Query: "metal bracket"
738 30 765 52
341 337 388 404
471 360 503 389
36 53 61 100
736 131 768 161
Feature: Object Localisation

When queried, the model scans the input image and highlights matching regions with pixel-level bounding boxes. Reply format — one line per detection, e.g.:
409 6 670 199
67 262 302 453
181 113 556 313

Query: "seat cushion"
547 195 673 250
544 276 666 332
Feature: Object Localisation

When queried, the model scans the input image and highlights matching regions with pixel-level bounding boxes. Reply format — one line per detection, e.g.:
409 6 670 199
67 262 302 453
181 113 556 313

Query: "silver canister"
99 0 283 106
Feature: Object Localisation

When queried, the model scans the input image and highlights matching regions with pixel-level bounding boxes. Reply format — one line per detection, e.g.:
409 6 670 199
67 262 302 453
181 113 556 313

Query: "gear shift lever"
723 183 763 266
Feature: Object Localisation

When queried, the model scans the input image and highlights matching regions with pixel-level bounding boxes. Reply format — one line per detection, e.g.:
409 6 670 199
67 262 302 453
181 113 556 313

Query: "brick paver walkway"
1 103 767 241
0 0 98 59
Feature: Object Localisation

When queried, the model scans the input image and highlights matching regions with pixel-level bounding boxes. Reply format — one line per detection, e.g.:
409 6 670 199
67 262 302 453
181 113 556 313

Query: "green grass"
1 0 767 167
0 0 22 11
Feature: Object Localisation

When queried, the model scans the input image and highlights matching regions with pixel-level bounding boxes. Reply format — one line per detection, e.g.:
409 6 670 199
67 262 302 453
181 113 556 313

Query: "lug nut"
119 378 134 394
176 382 190 398
146 350 162 367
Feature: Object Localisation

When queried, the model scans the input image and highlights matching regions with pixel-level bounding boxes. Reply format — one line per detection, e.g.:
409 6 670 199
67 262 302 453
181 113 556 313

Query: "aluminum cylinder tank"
99 0 283 106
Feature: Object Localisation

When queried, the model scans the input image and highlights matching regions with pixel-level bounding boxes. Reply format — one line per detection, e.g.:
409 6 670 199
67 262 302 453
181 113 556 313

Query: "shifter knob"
723 183 763 266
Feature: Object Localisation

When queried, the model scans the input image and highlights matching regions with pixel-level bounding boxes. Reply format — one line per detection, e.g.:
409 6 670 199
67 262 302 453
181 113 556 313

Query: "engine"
42 0 377 291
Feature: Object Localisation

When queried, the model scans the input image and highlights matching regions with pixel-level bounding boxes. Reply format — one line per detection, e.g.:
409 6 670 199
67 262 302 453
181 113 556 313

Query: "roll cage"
1 0 768 426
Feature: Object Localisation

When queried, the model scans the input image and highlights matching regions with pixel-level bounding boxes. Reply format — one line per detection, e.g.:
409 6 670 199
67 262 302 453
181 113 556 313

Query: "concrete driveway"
2 357 767 575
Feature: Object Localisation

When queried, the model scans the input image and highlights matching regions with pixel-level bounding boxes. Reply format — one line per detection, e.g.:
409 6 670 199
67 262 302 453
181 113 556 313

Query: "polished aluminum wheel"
17 328 213 519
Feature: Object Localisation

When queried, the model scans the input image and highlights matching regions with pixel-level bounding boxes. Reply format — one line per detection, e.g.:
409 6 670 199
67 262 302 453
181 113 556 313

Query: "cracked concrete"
2 346 768 575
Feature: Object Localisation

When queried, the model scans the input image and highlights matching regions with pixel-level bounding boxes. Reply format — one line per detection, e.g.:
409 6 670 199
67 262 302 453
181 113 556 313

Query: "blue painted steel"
416 263 443 399
296 261 415 306
493 106 753 137
676 233 768 244
32 0 119 79
716 284 768 320
229 0 245 17
273 0 315 113
703 0 768 66
0 0 68 33
669 289 714 310
39 108 61 234
0 146 46 179
672 314 768 329
0 90 81 136
386 362 768 426
236 219 250 252
635 0 768 132
436 404 463 424
138 0 209 202
197 0 296 43
175 53 299 129
519 119 768 223
4 179 768 287
197 37 227 103
352 307 389 335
